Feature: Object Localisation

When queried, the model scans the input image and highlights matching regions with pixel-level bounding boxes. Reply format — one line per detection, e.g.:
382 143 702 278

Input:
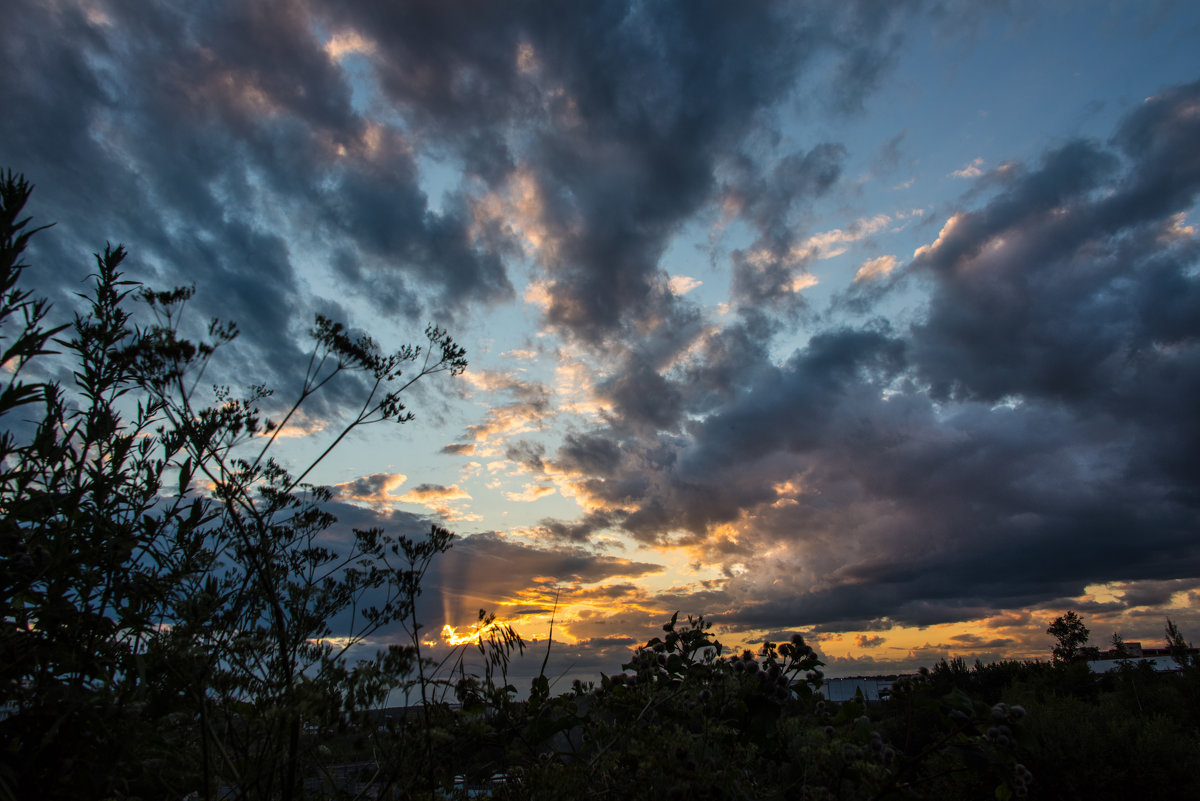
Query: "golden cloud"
398 483 471 504
505 483 557 503
330 472 408 509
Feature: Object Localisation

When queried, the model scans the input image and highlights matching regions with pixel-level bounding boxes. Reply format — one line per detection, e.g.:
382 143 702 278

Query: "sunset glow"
438 620 510 648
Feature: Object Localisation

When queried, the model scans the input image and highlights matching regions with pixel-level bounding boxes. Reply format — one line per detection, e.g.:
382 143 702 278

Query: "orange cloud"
398 483 470 503
505 483 556 503
456 369 554 452
465 403 550 444
394 482 476 521
330 472 407 509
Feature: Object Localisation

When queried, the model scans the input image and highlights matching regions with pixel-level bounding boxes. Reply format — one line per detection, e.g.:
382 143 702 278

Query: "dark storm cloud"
678 318 778 413
538 81 1200 633
725 144 847 316
725 143 847 255
555 434 622 477
595 357 684 436
813 0 917 116
4 0 931 450
1112 579 1200 609
897 81 1200 504
319 0 923 345
528 510 621 545
324 169 513 318
332 473 397 499
2 0 512 410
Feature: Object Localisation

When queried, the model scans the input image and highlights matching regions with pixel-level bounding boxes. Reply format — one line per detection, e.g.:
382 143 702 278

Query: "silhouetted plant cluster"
0 170 499 801
4 170 1200 800
472 615 1031 800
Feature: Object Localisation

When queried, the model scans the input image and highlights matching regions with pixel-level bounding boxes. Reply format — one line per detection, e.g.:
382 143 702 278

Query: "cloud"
1112 579 1199 609
318 0 920 345
668 275 702 296
800 214 893 259
505 483 557 503
525 510 621 544
460 371 554 449
950 157 985 178
323 30 376 61
428 532 666 630
397 483 475 520
853 254 899 282
520 81 1200 641
461 369 538 394
948 633 1015 649
0 0 520 428
399 483 470 503
331 472 408 508
263 411 330 439
872 130 907 178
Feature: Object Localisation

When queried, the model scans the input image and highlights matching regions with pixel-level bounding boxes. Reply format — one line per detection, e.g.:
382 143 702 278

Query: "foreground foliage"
381 613 1200 801
0 171 477 800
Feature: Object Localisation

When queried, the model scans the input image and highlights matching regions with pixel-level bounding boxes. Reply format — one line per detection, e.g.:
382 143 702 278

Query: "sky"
4 0 1200 687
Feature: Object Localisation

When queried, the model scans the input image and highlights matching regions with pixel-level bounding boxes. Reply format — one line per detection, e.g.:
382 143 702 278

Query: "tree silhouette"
1047 611 1091 665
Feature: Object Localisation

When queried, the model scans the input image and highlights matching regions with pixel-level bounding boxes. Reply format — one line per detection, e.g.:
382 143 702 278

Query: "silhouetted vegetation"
4 170 1200 799
0 170 489 800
